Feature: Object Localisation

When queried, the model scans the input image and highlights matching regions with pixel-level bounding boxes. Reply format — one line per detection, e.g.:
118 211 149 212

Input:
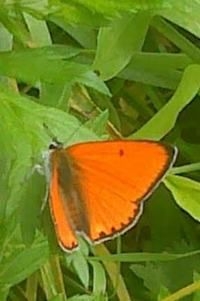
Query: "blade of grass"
161 280 200 301
93 244 132 301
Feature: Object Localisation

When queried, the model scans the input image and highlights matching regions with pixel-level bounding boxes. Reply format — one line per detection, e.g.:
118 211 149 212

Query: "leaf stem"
171 163 200 174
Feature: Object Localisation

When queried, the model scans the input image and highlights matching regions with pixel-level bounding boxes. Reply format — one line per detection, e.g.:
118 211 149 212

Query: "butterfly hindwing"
49 150 79 251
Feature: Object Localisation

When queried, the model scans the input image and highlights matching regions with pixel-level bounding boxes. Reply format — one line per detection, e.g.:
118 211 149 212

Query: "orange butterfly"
48 140 177 252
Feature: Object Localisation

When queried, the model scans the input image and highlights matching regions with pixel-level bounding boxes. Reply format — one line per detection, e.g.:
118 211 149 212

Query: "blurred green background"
0 1 200 301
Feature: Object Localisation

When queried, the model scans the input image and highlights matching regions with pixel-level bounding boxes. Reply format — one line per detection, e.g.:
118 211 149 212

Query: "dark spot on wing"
111 226 116 233
96 207 142 239
128 216 133 222
120 222 126 228
71 241 77 248
99 231 106 238
119 149 124 156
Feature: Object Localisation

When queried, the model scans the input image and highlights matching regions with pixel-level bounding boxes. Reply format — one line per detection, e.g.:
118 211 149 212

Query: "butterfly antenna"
43 119 88 147
63 124 83 145
43 123 63 146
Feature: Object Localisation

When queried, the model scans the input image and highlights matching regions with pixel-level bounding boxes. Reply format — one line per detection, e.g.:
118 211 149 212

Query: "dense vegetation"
0 1 200 301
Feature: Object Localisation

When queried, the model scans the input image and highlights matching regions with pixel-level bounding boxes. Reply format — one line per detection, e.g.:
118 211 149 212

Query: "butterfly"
48 139 177 252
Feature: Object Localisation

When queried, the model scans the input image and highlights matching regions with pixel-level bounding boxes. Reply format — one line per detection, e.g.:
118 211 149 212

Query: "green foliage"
165 175 200 222
0 1 200 301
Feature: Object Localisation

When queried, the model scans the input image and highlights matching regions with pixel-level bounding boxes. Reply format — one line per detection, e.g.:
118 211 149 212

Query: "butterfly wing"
66 140 176 244
49 150 79 251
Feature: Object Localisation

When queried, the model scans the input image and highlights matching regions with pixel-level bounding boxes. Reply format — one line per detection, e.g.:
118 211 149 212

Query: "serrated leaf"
0 47 110 96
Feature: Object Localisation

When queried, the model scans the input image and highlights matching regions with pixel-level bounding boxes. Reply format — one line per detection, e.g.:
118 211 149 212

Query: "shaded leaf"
164 175 200 222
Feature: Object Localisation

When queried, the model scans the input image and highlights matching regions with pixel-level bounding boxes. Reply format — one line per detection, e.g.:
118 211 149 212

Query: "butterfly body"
48 140 177 251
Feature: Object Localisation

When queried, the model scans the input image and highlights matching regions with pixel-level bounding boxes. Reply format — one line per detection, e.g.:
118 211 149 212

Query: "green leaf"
132 64 200 139
71 251 90 288
164 175 200 222
24 12 51 46
49 294 66 301
0 241 49 286
19 0 168 27
93 12 151 80
40 82 72 108
65 0 166 16
85 110 109 136
120 52 191 89
152 17 200 63
0 5 31 45
68 295 97 301
160 0 200 38
63 24 97 48
0 285 9 301
0 24 12 51
193 272 200 301
0 46 110 96
91 250 200 263
47 1 107 27
19 171 47 246
0 87 100 227
90 261 106 295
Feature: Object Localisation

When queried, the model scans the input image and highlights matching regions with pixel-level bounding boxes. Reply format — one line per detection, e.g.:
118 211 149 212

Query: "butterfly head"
49 139 63 151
